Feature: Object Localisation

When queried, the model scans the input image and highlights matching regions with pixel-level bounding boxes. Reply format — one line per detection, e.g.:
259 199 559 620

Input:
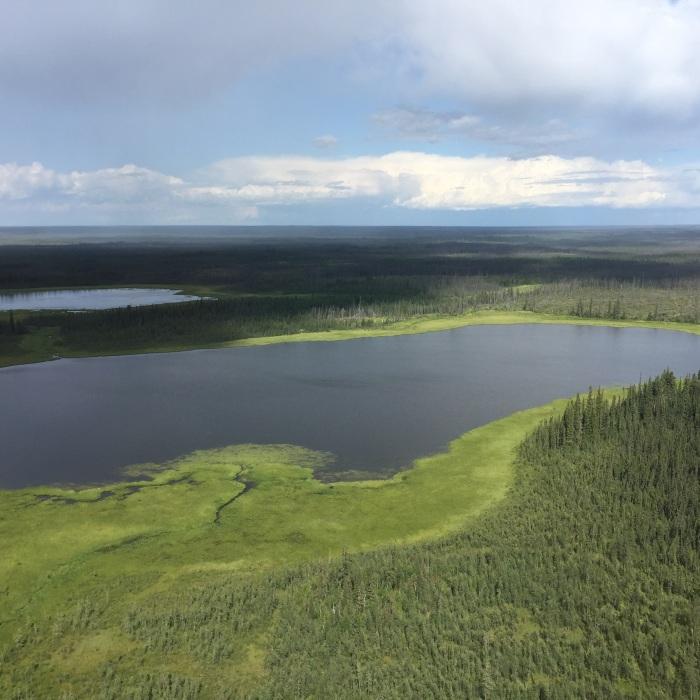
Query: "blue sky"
1 0 700 225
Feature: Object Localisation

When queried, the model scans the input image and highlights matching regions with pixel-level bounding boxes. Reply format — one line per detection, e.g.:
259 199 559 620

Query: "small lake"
0 324 698 488
0 288 203 311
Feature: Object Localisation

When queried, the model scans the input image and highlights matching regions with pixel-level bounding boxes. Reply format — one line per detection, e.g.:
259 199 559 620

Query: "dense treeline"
1 227 699 290
46 278 523 351
523 279 700 323
4 372 697 698
38 276 698 354
1 228 699 361
251 372 698 698
0 310 23 335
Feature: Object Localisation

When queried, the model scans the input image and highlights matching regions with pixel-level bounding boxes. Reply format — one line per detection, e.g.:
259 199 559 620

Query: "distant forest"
1 227 699 360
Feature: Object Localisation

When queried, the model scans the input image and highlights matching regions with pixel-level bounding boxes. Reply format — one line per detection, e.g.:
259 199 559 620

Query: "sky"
1 0 700 226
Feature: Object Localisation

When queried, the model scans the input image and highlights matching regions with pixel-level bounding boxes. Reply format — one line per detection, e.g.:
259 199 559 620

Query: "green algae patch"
0 398 576 650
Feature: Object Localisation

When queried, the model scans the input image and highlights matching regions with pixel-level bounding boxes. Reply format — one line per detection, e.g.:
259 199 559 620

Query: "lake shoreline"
2 309 699 369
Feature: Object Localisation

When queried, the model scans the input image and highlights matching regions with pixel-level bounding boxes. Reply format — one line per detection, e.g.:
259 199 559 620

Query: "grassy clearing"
0 326 58 367
0 396 575 653
227 310 700 349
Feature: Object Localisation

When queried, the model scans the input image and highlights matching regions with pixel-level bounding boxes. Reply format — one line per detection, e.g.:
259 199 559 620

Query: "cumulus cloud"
2 152 699 221
0 162 251 223
0 162 60 200
0 162 182 202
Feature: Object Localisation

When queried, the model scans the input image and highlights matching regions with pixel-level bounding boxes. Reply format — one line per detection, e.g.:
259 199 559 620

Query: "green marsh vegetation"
1 372 697 697
0 226 698 365
0 400 562 660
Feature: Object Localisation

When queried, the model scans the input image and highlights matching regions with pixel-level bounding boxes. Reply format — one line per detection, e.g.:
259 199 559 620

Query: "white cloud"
191 152 694 209
0 162 183 203
0 2 389 103
2 1 699 122
62 165 184 203
373 109 478 142
0 162 61 200
2 152 699 221
392 0 700 119
312 135 339 149
373 108 580 147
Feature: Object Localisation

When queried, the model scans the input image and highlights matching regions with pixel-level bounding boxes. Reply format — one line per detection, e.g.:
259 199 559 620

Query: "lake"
0 324 698 488
0 288 204 311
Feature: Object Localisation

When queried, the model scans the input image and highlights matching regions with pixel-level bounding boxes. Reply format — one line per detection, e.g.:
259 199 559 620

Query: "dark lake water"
0 324 698 488
0 288 203 311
